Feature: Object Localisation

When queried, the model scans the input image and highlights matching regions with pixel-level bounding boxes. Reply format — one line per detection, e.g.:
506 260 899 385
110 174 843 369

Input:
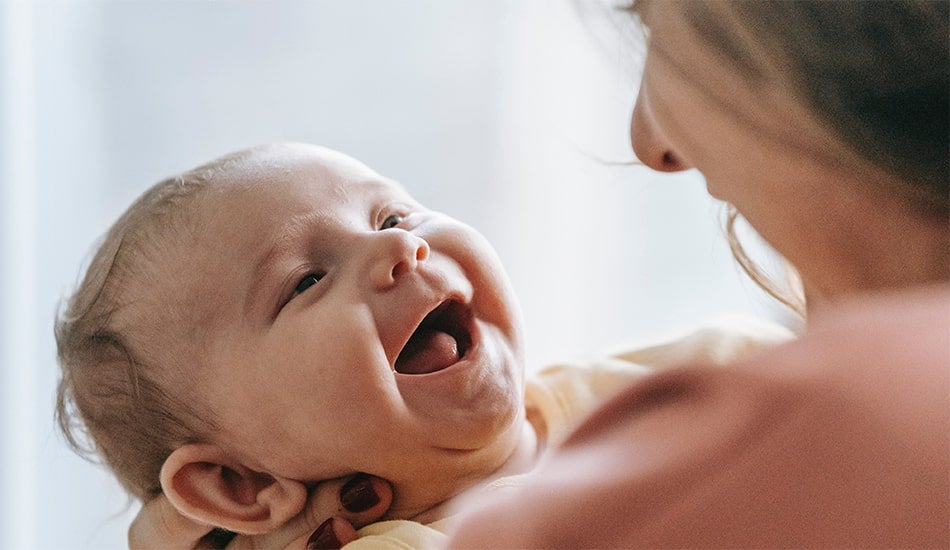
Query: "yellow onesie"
345 316 793 549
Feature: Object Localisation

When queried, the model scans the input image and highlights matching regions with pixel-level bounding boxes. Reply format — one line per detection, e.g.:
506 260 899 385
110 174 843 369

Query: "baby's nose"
369 229 430 290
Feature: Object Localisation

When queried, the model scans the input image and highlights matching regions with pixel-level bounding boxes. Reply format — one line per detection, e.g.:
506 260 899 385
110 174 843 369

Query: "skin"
632 4 948 310
154 144 539 531
132 4 948 548
438 5 947 546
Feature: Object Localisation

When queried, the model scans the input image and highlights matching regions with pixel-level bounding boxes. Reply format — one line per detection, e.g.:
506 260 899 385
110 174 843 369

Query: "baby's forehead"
110 144 417 369
219 143 393 184
207 151 410 204
165 151 415 298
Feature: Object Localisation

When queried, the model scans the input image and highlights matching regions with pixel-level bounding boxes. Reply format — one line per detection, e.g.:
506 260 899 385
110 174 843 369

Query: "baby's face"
173 144 525 511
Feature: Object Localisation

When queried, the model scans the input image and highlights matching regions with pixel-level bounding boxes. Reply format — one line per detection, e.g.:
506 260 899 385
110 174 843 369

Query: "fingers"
228 474 393 550
128 474 393 550
286 517 357 550
129 494 214 550
307 474 392 528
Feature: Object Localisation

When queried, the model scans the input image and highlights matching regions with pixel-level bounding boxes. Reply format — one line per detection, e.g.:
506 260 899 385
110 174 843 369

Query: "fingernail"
307 518 341 550
340 473 380 513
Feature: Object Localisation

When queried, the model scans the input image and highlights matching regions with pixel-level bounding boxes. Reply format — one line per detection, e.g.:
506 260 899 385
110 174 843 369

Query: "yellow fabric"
346 316 792 548
526 315 793 447
346 519 454 550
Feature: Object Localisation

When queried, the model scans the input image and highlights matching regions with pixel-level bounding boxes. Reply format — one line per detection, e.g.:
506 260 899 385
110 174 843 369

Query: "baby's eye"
292 272 325 298
380 213 404 230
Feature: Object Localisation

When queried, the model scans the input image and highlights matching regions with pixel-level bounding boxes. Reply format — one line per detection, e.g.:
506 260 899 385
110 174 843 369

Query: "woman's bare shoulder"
445 284 949 549
758 283 948 403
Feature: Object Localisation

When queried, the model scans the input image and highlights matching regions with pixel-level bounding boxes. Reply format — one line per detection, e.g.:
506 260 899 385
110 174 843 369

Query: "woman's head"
628 0 948 306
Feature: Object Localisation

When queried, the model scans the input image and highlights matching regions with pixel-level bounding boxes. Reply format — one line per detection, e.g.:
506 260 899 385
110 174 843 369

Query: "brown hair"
688 1 947 215
630 0 948 313
55 149 256 500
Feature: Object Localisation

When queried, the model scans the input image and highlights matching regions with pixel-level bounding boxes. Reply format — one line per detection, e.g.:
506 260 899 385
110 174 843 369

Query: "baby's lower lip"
391 323 485 417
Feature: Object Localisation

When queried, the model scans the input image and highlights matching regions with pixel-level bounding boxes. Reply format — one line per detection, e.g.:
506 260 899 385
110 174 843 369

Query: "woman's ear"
160 444 307 535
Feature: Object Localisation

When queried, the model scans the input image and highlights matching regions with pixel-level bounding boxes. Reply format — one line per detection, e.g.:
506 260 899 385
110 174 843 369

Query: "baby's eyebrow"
244 212 321 319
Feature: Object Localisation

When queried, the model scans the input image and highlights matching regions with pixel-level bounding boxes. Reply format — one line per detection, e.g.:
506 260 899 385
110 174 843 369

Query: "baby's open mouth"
395 299 473 375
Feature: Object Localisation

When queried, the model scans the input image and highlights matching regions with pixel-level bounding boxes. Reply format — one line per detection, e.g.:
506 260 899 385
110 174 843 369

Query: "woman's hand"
129 474 393 550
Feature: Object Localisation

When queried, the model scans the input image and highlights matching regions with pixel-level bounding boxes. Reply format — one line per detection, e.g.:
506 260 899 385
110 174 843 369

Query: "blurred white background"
1 1 787 548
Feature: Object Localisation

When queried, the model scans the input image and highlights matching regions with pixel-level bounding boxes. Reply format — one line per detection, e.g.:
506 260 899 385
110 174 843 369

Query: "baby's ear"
160 443 307 535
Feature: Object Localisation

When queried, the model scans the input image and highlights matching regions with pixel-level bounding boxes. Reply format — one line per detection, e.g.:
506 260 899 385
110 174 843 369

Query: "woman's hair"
630 0 948 313
691 1 946 214
724 205 806 316
55 149 254 500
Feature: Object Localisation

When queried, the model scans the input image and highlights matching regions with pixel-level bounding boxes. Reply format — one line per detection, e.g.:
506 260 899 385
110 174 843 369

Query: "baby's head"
56 143 527 532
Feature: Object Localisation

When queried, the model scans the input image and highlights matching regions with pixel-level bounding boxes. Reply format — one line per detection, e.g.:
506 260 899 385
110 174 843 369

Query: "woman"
131 1 948 547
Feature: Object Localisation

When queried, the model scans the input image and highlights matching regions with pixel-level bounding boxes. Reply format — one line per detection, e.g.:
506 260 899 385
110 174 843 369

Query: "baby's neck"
404 416 543 525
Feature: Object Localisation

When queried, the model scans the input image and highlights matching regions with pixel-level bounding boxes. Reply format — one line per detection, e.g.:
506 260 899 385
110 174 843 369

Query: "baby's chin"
380 416 531 524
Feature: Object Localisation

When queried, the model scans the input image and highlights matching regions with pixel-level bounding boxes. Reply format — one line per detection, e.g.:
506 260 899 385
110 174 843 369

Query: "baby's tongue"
395 329 459 375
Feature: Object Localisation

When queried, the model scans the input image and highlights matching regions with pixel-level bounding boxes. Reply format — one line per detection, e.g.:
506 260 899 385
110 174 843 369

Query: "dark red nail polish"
340 473 380 513
307 518 341 550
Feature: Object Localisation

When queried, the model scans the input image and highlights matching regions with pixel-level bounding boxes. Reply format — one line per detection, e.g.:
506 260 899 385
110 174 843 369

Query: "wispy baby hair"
55 147 258 500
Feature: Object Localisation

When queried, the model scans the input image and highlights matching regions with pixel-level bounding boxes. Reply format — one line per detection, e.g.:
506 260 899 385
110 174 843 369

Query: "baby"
57 143 790 548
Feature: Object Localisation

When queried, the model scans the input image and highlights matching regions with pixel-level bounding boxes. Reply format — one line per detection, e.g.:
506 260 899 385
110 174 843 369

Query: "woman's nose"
367 229 430 290
629 86 691 172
